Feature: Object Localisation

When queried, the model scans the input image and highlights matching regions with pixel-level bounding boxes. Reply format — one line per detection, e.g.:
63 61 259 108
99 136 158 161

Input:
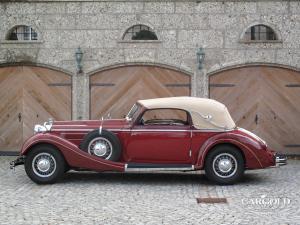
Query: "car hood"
51 119 131 131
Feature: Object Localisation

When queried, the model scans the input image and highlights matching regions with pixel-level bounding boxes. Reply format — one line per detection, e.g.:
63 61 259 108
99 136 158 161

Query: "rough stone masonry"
0 0 299 119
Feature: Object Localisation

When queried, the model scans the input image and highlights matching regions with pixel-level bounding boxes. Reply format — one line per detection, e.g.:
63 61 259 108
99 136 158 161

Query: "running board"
125 163 194 172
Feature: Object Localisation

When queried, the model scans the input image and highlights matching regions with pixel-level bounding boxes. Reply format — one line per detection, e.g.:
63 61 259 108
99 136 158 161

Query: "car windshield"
126 104 140 121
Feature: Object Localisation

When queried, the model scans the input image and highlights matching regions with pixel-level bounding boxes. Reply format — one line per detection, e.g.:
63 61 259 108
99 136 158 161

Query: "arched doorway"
0 66 72 151
209 65 300 154
90 65 191 119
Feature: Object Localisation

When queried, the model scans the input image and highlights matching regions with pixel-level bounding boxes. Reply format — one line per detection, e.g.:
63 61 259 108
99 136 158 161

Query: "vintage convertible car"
10 97 286 184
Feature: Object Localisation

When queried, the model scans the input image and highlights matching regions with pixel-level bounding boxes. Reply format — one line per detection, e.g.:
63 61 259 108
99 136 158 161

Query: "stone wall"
0 0 299 119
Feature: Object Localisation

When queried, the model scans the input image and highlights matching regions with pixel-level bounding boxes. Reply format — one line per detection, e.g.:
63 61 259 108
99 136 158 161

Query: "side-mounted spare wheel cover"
80 129 122 161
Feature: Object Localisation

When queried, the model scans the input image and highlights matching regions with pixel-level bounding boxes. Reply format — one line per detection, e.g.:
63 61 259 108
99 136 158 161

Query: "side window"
7 25 38 41
243 24 277 42
140 109 189 126
123 24 158 41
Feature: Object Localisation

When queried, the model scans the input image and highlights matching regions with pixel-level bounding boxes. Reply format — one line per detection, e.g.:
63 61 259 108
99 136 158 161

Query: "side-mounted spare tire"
79 129 121 161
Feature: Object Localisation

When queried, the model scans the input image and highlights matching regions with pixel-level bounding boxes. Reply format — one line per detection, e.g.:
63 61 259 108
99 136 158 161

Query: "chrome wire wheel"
32 153 57 178
88 137 113 159
212 153 237 178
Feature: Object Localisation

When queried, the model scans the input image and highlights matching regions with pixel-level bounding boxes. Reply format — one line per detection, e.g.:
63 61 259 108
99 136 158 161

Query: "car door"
125 108 192 163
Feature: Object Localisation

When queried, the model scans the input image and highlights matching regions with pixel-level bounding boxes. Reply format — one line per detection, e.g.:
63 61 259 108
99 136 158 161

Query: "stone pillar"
194 47 209 98
72 72 89 120
195 69 209 98
191 65 209 98
191 71 197 97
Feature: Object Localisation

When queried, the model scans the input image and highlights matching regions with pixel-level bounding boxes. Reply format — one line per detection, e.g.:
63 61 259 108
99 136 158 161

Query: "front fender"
195 132 270 169
20 133 125 172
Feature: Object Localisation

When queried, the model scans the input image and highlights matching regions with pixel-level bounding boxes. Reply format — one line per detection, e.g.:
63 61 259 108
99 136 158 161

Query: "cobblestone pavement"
0 157 299 225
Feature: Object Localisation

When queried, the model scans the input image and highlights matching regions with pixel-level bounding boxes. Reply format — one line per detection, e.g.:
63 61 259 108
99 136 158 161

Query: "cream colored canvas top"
138 97 236 130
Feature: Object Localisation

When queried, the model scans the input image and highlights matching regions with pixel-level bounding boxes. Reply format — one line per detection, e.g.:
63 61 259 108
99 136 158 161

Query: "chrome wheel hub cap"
37 158 51 172
93 142 108 157
218 159 233 173
88 137 113 159
213 153 237 178
32 153 56 178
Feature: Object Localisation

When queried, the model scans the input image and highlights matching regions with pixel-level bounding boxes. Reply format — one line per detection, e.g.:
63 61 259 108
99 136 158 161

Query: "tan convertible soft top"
138 97 236 130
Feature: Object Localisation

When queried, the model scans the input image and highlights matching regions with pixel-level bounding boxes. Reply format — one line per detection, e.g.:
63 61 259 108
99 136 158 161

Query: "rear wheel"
25 145 66 184
204 145 244 184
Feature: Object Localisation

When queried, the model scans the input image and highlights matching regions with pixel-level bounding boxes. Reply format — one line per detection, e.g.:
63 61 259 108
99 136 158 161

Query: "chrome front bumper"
10 156 25 170
275 154 287 167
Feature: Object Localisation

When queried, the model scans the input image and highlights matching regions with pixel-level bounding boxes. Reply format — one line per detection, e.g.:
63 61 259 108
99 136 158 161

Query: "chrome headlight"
34 124 47 134
34 118 53 134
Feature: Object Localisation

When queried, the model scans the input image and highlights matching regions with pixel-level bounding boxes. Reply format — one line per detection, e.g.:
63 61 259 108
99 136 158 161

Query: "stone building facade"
0 0 299 154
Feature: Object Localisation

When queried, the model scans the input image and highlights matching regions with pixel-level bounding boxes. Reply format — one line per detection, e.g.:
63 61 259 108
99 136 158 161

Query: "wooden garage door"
90 66 191 119
210 66 300 154
0 66 72 151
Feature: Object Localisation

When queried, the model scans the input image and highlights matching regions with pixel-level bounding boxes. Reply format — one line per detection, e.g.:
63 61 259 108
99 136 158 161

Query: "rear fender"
20 133 125 172
195 133 263 169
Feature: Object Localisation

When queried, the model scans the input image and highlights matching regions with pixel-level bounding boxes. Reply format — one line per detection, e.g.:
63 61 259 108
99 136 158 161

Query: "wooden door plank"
0 66 72 151
210 66 300 154
90 66 190 119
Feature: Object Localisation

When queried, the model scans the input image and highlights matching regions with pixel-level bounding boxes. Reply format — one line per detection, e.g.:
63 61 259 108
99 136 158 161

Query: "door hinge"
90 83 115 87
209 83 235 87
255 114 258 125
285 84 300 87
165 83 191 88
189 149 192 157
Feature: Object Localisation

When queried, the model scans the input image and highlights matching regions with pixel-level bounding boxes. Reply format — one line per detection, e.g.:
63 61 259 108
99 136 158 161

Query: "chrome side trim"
130 129 190 132
52 129 94 132
52 129 191 132
124 164 194 172
130 129 230 132
193 129 233 132
54 125 87 127
109 129 130 132
51 128 232 133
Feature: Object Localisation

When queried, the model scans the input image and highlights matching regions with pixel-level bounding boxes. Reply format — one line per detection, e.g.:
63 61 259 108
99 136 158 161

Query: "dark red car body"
19 117 276 173
11 97 286 185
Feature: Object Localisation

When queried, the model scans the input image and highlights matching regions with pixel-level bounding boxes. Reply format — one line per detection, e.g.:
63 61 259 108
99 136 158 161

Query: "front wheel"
25 145 66 184
204 145 244 184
